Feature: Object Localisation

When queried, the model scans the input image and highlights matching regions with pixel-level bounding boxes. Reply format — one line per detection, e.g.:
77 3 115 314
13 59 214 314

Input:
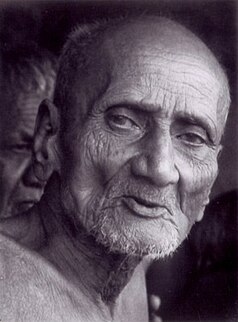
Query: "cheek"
0 154 25 189
175 151 218 221
0 154 28 211
62 129 124 206
63 126 137 217
82 128 135 182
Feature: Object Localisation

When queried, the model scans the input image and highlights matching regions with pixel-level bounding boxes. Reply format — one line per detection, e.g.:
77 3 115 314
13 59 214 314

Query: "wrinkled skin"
59 21 225 259
0 92 46 218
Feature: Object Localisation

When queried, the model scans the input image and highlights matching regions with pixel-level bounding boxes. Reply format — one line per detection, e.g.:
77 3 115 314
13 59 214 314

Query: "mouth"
15 201 36 213
122 196 169 219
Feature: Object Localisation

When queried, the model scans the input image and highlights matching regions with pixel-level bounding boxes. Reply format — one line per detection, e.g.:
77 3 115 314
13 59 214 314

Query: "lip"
16 201 36 213
122 196 168 219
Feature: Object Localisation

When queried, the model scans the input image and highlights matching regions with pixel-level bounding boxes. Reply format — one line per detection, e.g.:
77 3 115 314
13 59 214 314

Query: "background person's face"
0 92 45 217
60 35 223 258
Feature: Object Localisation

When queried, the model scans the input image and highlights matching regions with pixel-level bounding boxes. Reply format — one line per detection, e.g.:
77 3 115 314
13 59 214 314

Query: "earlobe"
33 99 60 182
217 144 223 159
196 210 205 222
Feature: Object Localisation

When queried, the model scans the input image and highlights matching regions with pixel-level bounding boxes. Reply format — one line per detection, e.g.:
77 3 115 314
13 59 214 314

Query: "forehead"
68 19 227 140
106 20 222 89
94 28 222 127
0 91 41 141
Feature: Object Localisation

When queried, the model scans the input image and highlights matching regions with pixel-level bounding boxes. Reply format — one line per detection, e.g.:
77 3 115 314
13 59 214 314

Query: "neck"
38 174 142 309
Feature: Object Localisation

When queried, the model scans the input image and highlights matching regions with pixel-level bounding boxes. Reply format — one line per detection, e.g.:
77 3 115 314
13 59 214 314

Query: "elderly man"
0 15 230 322
0 45 56 218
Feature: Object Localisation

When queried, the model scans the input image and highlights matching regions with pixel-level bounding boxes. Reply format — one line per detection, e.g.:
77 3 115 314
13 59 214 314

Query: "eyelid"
177 132 206 146
106 106 145 127
106 105 135 116
173 122 217 150
173 115 217 144
11 141 32 151
108 113 138 128
174 122 210 139
105 106 147 137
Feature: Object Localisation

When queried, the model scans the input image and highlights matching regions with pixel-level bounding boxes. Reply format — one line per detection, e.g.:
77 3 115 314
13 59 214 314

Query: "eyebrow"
106 102 217 140
21 131 34 141
108 102 216 127
16 128 34 143
174 111 217 141
106 102 158 115
175 111 216 133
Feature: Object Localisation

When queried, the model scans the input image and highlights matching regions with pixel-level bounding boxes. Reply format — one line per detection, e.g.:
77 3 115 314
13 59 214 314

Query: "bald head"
54 15 230 141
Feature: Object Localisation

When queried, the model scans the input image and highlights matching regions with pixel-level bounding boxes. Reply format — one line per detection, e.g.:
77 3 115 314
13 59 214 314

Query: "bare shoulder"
0 232 42 279
0 233 93 322
0 233 50 321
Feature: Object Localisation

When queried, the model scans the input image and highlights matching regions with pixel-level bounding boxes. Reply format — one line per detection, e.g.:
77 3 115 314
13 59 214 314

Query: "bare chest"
0 236 148 322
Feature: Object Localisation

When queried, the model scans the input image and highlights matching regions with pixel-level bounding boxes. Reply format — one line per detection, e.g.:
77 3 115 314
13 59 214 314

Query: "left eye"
177 133 206 146
11 143 32 152
107 114 139 130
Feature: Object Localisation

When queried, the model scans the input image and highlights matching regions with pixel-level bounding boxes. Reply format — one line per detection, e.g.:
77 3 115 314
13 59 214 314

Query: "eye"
11 142 32 153
109 114 138 128
177 132 206 146
106 110 141 134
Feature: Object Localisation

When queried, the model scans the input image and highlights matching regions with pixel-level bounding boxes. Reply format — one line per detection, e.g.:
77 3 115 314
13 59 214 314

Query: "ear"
33 99 60 182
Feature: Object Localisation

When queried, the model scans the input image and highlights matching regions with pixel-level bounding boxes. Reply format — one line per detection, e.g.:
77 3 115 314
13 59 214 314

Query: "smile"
122 196 169 219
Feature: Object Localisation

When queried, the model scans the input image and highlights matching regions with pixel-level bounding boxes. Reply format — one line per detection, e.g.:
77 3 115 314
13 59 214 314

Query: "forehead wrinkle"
13 123 35 139
16 97 39 116
104 18 225 76
102 73 218 112
102 18 228 107
17 113 36 136
107 37 222 94
128 51 219 77
62 16 229 138
0 110 36 141
115 53 221 102
9 98 39 136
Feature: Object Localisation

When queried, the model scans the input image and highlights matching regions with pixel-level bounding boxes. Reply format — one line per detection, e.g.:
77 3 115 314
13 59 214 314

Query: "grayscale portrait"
0 1 237 321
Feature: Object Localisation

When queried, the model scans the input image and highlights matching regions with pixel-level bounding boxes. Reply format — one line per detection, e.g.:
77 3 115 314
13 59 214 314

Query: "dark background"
0 1 237 321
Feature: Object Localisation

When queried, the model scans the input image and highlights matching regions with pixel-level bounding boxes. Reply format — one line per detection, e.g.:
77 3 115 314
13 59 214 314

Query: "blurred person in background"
0 44 57 218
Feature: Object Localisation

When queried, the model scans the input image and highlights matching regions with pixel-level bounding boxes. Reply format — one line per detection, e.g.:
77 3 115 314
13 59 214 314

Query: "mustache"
99 177 180 212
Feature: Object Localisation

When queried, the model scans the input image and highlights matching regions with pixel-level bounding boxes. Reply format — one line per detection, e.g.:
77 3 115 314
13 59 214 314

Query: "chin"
86 207 181 259
3 205 13 218
62 183 184 259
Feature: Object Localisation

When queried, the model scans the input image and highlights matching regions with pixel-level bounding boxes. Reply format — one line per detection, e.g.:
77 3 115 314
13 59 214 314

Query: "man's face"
60 27 224 258
0 92 45 218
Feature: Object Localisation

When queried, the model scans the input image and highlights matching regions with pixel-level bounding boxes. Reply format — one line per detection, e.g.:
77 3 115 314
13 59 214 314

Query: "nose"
22 162 43 189
131 130 179 187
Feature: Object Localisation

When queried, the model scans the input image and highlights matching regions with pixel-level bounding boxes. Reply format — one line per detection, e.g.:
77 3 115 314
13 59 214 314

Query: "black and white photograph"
0 1 237 321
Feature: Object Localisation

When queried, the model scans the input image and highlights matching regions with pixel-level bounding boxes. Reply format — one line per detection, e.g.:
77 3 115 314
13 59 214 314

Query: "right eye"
107 113 139 130
11 142 32 153
105 107 143 136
